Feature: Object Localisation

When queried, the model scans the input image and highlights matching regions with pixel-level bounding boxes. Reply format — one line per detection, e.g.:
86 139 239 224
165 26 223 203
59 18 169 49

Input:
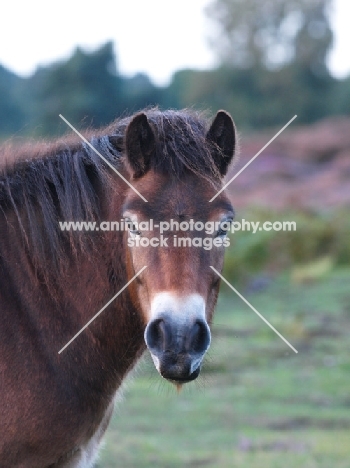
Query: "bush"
222 207 349 284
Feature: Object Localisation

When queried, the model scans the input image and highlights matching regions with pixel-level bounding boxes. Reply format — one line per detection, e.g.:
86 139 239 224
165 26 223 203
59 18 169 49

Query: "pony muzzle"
144 310 211 384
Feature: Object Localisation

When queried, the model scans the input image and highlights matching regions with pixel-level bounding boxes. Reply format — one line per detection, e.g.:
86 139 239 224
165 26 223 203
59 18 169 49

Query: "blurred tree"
206 0 333 75
120 73 163 113
332 76 350 116
203 0 336 126
0 65 25 137
164 63 336 129
26 42 123 135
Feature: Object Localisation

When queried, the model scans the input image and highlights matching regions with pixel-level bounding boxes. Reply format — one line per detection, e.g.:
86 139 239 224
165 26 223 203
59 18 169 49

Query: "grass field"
97 268 350 467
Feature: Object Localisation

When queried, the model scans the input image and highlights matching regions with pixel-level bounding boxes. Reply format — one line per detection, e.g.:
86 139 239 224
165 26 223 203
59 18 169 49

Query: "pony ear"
206 110 236 177
124 113 155 178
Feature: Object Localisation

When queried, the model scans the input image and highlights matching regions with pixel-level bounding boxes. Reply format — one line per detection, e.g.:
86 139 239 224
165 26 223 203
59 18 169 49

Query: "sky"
0 0 349 86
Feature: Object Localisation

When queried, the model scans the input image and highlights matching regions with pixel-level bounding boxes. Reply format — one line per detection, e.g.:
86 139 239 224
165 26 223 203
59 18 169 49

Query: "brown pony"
0 108 236 467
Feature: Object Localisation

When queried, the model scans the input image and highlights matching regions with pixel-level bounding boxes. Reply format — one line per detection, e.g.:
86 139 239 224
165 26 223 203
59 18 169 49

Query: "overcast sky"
0 0 349 85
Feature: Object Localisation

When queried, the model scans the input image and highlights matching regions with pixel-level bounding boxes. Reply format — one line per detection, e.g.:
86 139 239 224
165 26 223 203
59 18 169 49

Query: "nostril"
145 319 166 352
190 320 211 354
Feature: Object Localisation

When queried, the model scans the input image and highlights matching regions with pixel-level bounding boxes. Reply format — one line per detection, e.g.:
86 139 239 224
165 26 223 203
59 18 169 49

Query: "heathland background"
1 1 350 466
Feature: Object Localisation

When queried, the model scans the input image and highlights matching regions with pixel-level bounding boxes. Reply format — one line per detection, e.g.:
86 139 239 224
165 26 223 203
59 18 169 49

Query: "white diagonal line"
59 114 148 202
58 266 148 354
209 115 297 202
210 266 298 353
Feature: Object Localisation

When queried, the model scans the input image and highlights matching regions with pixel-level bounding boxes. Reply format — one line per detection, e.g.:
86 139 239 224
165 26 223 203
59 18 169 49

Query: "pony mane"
0 131 120 291
0 108 220 287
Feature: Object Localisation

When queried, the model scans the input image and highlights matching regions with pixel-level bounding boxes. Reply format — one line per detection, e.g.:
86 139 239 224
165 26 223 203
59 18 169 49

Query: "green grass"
97 268 350 467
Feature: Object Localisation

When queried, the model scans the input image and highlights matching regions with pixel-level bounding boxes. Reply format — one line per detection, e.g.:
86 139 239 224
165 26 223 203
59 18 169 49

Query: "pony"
0 108 236 467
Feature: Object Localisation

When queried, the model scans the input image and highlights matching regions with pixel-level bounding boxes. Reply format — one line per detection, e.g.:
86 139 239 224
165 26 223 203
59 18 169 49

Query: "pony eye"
129 224 141 237
130 227 141 237
216 227 227 238
216 219 232 238
125 218 141 237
